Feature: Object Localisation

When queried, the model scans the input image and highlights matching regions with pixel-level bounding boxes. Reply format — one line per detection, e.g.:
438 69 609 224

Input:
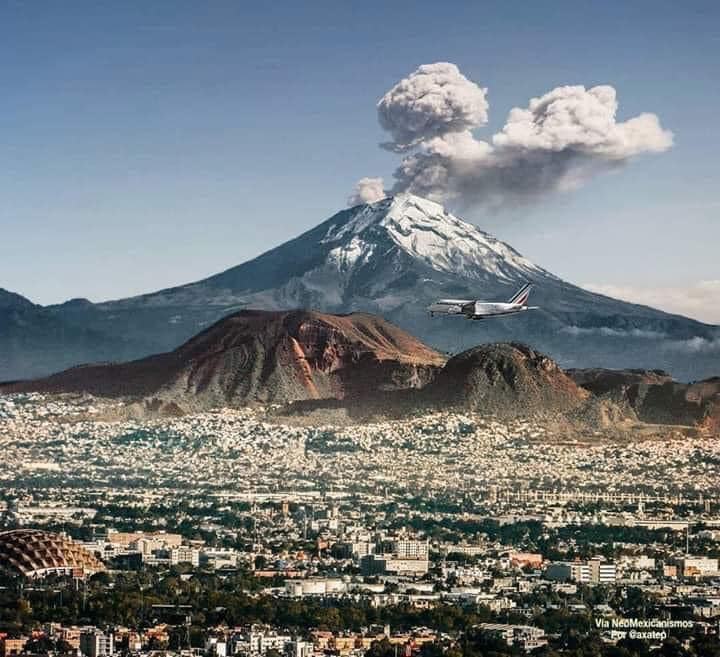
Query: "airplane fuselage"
428 283 538 320
427 299 533 320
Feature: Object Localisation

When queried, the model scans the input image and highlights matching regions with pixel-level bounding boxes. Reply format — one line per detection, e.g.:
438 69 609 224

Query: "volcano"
3 194 719 381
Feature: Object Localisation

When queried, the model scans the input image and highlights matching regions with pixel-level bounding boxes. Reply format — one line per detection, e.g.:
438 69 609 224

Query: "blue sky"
1 1 719 321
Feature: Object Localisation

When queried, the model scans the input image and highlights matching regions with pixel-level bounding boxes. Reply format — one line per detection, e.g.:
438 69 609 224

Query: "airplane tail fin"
509 282 533 306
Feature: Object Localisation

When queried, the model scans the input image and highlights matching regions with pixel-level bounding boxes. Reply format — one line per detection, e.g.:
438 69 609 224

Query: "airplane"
428 282 538 320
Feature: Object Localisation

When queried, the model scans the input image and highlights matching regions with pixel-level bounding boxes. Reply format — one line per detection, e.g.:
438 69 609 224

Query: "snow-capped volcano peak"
323 192 545 282
7 193 715 384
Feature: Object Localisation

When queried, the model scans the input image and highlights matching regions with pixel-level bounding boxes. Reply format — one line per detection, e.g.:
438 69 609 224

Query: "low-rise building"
360 554 429 577
477 623 547 652
79 630 114 657
676 556 719 578
0 637 28 657
588 558 617 584
545 562 590 583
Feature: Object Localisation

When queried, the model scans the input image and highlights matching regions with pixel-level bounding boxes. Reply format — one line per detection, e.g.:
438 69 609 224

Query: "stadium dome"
0 529 105 579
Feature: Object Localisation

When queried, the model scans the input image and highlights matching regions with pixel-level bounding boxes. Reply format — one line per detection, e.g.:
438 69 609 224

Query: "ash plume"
352 64 673 209
377 62 489 151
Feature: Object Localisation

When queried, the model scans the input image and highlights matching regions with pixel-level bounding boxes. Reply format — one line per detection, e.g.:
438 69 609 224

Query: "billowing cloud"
583 281 720 324
348 177 386 206
377 63 489 151
493 85 671 158
351 63 673 209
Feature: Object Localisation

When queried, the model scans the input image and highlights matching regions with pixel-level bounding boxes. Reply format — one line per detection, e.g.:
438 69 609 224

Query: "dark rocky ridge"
3 305 718 432
567 368 674 395
1 310 445 408
422 343 589 415
6 306 720 433
569 368 720 431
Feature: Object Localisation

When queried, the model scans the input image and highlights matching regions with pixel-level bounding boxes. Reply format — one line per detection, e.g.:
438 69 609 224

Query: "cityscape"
2 2 720 657
2 392 720 656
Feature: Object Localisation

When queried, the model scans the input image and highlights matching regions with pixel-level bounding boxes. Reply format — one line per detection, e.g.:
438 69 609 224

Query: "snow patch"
326 236 374 272
324 193 545 282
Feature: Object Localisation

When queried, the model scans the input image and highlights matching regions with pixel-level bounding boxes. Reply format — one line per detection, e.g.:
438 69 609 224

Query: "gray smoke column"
351 64 673 209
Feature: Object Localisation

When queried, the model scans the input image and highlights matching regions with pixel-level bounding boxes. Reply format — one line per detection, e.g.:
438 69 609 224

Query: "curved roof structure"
0 529 105 579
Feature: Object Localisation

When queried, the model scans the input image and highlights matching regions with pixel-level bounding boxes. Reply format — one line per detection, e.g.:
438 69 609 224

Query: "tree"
655 637 690 657
366 638 396 657
691 635 720 657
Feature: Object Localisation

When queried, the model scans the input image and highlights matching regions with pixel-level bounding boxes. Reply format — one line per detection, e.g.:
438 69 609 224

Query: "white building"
248 630 292 654
361 554 429 577
79 630 114 657
392 539 429 560
588 559 617 584
477 623 547 652
202 548 239 569
206 638 228 657
545 562 590 583
170 547 200 567
360 538 430 576
284 578 346 597
347 540 376 559
290 638 314 657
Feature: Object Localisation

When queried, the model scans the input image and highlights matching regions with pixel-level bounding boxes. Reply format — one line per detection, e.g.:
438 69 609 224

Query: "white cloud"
562 326 668 339
351 63 673 209
667 336 720 353
493 85 672 158
347 177 386 206
583 281 720 324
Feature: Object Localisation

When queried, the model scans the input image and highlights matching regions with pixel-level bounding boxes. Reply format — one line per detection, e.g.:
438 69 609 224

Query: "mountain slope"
569 368 720 431
2 310 444 407
6 194 720 381
422 343 590 415
0 289 154 382
7 305 715 432
566 368 674 396
0 288 36 311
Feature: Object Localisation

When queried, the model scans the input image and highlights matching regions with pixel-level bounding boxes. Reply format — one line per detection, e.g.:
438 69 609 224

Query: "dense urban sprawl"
2 393 720 657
